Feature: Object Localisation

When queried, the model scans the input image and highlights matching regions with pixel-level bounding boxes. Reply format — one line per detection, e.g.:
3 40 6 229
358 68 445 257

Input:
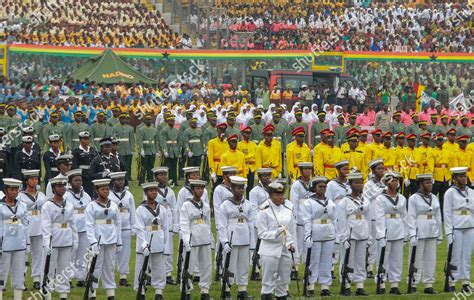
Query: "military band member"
314 130 343 180
112 113 135 180
182 117 204 168
238 126 257 196
45 154 73 200
137 113 159 184
208 123 230 188
256 182 296 300
18 170 46 290
152 167 178 284
443 128 459 152
63 169 91 287
0 178 29 300
71 131 98 196
431 133 453 213
134 182 169 300
67 111 89 151
180 180 213 300
302 176 335 297
89 138 122 180
41 177 78 300
85 178 122 300
374 172 407 295
255 124 282 178
407 173 442 294
286 127 311 181
336 173 371 296
365 129 383 164
15 135 41 180
109 171 136 287
443 167 473 293
43 134 61 186
160 115 181 186
90 111 112 149
374 132 397 171
217 176 254 299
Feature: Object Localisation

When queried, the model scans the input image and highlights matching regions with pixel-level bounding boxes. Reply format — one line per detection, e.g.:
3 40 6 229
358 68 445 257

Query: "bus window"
282 78 310 90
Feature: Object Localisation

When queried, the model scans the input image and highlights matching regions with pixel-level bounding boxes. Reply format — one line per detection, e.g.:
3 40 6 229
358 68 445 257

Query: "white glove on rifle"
447 233 453 245
275 226 286 238
164 151 169 158
343 240 351 249
143 245 150 257
211 172 217 183
410 236 417 247
184 240 191 252
188 151 193 158
223 242 232 255
156 151 162 157
404 179 411 187
304 237 313 248
379 238 387 248
91 243 99 255
141 149 145 157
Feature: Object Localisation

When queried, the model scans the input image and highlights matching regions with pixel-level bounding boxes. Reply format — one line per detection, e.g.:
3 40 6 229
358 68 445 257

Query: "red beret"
346 128 359 137
240 126 252 133
216 123 228 129
382 131 393 138
371 129 382 135
359 129 368 135
420 132 431 139
456 135 469 142
447 127 457 134
291 126 305 136
263 124 275 134
406 133 417 140
227 134 239 142
395 132 405 139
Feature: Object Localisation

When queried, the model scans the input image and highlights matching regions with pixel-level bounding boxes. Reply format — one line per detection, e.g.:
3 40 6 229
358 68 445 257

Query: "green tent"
67 49 156 84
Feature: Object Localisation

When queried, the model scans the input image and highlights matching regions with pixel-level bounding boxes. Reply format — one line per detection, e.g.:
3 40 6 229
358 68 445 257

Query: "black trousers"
188 155 202 168
165 157 178 185
433 180 449 220
124 154 132 180
246 171 255 199
139 154 156 184
178 150 186 179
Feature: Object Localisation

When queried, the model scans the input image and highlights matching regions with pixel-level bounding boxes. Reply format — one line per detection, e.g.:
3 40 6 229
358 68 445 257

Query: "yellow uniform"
401 146 417 180
286 141 311 180
340 142 350 153
430 147 454 182
412 145 434 175
443 140 460 152
365 142 383 163
374 146 398 171
452 148 474 182
237 140 258 175
343 148 366 178
207 138 230 176
314 145 343 179
467 142 474 154
221 149 246 177
255 140 282 178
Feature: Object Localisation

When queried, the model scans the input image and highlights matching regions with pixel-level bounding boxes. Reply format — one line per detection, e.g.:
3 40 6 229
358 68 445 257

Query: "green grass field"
10 160 472 299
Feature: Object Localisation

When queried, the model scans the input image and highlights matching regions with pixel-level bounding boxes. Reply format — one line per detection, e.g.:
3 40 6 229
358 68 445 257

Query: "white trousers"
165 232 174 275
227 245 250 286
376 240 403 284
367 221 376 271
260 250 292 297
93 244 117 289
308 240 334 286
452 229 474 283
43 247 73 293
340 239 367 285
134 253 166 291
30 236 43 280
296 224 306 263
0 250 26 290
72 232 88 281
187 245 212 291
413 238 437 285
117 230 131 276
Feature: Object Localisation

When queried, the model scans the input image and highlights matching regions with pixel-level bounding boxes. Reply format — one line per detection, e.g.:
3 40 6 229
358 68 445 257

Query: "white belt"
192 218 205 225
228 218 247 224
72 139 80 142
349 214 365 220
145 225 162 231
117 138 129 142
417 214 435 220
0 170 3 173
95 219 114 225
51 167 58 172
53 222 69 228
189 139 201 143
454 209 472 216
79 165 90 169
74 208 85 214
3 219 22 224
314 135 321 139
94 138 102 141
142 141 154 144
312 218 331 224
274 137 282 140
166 140 177 144
30 209 40 216
119 208 129 213
385 214 401 219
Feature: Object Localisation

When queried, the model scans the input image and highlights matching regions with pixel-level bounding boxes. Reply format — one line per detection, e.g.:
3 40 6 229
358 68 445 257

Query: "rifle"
136 235 154 300
290 249 301 298
220 232 234 300
41 236 52 298
180 234 192 300
407 245 417 294
250 238 261 281
303 244 312 297
376 242 386 294
214 242 223 281
84 236 101 300
176 239 184 284
340 229 354 295
444 240 457 292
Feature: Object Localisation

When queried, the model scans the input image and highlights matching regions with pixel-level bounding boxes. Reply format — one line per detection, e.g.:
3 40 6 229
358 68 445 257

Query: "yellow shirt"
314 145 343 179
343 148 366 179
365 142 383 163
207 137 230 176
443 141 460 152
255 140 282 178
374 146 398 170
412 145 434 175
237 140 258 173
286 141 311 180
220 149 246 177
430 147 454 182
452 148 474 182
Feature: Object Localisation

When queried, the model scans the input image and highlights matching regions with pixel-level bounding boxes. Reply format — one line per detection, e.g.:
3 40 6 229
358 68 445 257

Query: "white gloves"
102 170 110 177
410 236 417 247
275 226 286 238
156 151 162 157
310 149 314 156
404 179 411 187
211 172 217 182
305 237 313 248
172 224 179 233
188 151 193 158
141 149 145 157
343 240 351 249
184 240 191 252
379 238 387 248
447 234 453 244
91 243 99 255
45 246 52 256
223 242 232 255
164 151 169 158
143 246 150 257
288 244 296 253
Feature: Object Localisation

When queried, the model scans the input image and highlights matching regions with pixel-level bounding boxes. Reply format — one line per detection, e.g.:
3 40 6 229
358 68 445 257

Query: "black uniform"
89 153 122 180
15 148 41 180
0 146 9 190
72 146 98 196
43 150 60 186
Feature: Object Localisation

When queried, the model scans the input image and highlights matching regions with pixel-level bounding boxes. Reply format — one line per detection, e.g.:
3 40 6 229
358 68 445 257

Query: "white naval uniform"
443 186 474 285
249 183 269 250
134 201 169 293
45 174 68 200
289 179 312 261
85 200 122 291
0 199 29 291
302 196 336 288
336 195 371 287
407 192 442 286
325 179 351 267
374 193 407 285
362 179 385 271
18 190 46 283
217 198 255 288
155 185 177 276
64 188 91 281
256 199 296 297
41 199 78 294
180 198 213 293
213 184 234 227
109 188 136 277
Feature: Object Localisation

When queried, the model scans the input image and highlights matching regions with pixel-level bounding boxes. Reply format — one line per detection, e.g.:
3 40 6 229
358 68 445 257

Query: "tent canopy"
67 49 156 84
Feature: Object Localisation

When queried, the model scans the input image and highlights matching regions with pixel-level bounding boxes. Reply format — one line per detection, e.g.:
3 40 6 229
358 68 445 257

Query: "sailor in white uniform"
0 178 29 300
45 155 73 200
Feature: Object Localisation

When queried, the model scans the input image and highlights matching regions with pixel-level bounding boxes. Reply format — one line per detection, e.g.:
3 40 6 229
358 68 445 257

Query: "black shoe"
107 297 115 300
462 285 472 293
60 298 67 300
306 290 315 297
166 276 176 285
201 293 211 300
341 288 351 296
251 272 260 281
23 286 27 291
69 281 73 288
408 287 417 294
355 288 369 296
119 278 131 287
449 286 456 292
261 294 273 300
155 295 164 300
275 296 287 300
376 288 385 294
33 281 40 290
290 270 299 281
89 298 96 300
223 291 231 299
76 280 85 287
193 276 201 283
331 270 336 280
146 275 151 286
320 289 331 296
423 287 437 294
184 295 191 300
390 287 401 295
367 271 374 278
237 291 249 300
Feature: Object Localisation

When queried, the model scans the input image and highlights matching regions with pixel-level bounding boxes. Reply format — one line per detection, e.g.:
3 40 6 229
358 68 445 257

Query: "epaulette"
282 203 292 210
260 203 269 210
356 150 363 153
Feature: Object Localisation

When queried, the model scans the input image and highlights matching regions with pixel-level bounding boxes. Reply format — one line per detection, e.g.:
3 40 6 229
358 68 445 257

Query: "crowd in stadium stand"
0 0 181 48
